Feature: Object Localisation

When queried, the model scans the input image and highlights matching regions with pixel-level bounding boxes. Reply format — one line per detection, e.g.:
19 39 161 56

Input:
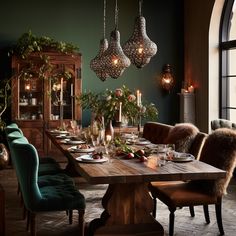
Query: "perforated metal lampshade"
90 38 109 81
103 30 130 79
123 16 157 68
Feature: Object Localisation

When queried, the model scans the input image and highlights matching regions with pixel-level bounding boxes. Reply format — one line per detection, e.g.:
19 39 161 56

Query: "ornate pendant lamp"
123 0 157 69
103 0 130 79
90 0 109 81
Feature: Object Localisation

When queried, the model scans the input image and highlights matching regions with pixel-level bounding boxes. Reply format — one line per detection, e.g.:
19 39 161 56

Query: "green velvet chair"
11 137 85 236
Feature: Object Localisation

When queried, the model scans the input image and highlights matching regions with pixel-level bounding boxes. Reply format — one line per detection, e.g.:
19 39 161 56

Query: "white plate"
61 139 85 145
56 134 68 139
172 153 194 162
50 130 69 134
68 146 95 153
76 155 108 163
135 140 151 146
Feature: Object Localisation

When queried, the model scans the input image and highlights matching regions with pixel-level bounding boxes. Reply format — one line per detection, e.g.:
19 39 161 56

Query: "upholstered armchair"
149 128 236 236
11 137 86 236
211 119 236 131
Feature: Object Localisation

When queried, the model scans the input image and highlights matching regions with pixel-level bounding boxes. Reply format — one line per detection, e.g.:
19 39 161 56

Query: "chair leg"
30 212 36 236
78 209 85 236
69 210 73 224
26 210 30 231
203 205 210 224
152 197 157 218
215 200 224 235
189 206 195 217
169 207 176 236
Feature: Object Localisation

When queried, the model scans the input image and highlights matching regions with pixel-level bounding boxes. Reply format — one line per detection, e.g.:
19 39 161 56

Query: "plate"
76 155 108 163
68 146 95 153
50 130 69 134
135 140 151 146
172 153 194 162
61 139 85 145
56 134 68 139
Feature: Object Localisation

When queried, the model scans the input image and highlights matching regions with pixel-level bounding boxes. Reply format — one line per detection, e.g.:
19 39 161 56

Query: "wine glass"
70 120 78 135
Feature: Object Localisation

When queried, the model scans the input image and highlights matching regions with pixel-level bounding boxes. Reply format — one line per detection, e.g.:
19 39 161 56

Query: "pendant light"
123 0 157 68
103 0 130 79
90 0 109 81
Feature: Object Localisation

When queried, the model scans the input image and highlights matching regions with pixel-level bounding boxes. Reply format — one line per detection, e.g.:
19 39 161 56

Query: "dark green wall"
0 0 184 126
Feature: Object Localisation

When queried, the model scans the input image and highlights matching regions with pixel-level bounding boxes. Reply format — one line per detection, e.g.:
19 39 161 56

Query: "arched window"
220 0 236 121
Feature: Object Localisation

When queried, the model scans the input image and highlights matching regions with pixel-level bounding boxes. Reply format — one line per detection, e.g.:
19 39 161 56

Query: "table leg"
87 182 164 236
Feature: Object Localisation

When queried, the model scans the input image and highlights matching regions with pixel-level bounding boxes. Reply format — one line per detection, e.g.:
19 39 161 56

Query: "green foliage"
76 85 158 125
9 30 79 59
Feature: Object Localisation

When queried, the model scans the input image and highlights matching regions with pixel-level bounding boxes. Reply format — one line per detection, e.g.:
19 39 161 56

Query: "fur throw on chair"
193 128 236 196
164 123 199 153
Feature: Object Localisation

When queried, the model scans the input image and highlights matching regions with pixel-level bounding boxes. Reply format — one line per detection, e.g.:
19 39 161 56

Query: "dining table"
45 130 226 236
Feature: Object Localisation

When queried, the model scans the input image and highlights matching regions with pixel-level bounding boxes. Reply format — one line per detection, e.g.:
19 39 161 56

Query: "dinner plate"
68 146 95 153
61 139 85 145
172 153 194 162
50 130 69 134
135 140 151 146
76 155 108 163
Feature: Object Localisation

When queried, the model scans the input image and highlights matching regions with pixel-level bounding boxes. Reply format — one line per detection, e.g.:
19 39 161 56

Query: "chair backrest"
211 119 236 131
11 138 42 211
188 132 207 160
143 122 173 144
4 124 23 135
164 123 199 153
198 128 236 196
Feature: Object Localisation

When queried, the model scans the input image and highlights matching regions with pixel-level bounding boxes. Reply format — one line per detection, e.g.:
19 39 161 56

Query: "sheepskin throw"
164 123 199 153
195 128 236 196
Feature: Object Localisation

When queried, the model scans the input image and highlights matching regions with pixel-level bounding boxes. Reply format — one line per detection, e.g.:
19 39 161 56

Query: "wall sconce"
160 64 174 92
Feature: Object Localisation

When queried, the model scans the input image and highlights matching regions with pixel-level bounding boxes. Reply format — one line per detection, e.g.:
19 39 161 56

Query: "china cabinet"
11 51 82 157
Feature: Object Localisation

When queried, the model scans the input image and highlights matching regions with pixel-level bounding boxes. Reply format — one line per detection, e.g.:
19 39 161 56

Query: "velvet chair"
11 137 86 236
6 130 75 224
149 128 236 236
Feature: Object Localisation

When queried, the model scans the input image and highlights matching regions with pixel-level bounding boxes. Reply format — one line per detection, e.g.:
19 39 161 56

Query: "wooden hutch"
11 51 82 158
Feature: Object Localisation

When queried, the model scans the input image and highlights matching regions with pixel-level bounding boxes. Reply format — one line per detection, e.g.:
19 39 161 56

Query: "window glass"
229 1 236 40
229 49 236 75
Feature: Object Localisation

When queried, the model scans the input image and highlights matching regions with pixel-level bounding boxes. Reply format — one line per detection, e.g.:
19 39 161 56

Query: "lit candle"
71 84 73 96
118 102 122 122
188 85 194 93
106 135 112 142
137 90 140 106
60 78 63 102
139 93 142 106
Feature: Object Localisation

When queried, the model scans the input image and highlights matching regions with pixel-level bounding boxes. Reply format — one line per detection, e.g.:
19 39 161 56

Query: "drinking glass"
166 144 175 160
107 144 116 163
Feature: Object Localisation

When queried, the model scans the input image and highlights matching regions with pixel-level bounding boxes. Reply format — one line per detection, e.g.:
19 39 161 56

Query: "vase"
105 120 114 140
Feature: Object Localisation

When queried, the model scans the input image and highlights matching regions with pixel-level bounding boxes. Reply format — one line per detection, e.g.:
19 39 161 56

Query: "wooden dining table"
45 130 226 236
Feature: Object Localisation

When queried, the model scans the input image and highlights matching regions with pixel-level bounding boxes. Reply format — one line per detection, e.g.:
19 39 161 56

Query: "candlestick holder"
59 100 64 129
71 95 74 121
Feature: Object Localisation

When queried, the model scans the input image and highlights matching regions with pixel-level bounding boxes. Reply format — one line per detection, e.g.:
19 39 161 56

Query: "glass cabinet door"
19 78 43 120
50 78 73 121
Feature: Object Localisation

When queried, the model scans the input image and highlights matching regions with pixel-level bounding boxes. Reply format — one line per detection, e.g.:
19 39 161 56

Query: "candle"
60 78 63 102
188 85 194 93
118 102 122 122
139 93 142 106
106 135 112 142
137 90 140 106
71 84 73 96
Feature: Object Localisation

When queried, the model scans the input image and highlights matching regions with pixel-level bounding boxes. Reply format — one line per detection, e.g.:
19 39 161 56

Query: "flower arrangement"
76 85 158 126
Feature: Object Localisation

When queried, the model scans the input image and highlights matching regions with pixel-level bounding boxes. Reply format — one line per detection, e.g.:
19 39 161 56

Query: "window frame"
220 0 236 119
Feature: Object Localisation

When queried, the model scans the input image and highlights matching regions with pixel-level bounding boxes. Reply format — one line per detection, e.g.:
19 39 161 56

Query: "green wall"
0 0 184 126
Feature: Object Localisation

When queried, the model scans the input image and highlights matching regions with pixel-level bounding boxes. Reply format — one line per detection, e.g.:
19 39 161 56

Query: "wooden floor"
0 165 236 236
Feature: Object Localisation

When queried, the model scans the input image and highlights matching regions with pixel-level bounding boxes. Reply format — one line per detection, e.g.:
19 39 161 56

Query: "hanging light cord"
139 0 143 16
115 0 119 29
103 0 106 39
